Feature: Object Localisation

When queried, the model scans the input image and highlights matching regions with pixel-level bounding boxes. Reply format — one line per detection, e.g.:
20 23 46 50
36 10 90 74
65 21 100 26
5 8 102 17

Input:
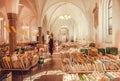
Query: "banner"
32 32 37 36
5 26 11 32
20 29 26 35
11 26 16 32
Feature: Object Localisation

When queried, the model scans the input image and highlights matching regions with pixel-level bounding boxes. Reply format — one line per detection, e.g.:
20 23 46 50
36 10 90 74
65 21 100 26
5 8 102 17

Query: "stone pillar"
1 20 4 41
0 21 2 40
29 26 31 42
38 27 42 44
93 3 99 47
7 13 17 54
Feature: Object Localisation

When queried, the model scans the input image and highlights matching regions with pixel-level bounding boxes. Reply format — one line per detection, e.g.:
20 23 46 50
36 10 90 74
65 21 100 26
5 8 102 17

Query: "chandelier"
61 25 68 28
59 15 71 20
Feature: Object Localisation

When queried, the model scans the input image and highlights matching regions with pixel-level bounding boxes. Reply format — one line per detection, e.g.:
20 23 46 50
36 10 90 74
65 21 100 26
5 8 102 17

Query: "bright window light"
22 26 29 28
68 15 71 19
0 18 3 21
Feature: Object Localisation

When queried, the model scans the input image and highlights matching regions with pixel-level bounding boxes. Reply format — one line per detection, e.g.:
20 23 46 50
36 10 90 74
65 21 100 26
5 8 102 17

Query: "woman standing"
48 34 54 56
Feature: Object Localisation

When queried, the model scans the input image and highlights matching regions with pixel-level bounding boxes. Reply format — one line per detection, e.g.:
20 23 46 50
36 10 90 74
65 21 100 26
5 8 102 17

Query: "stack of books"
0 51 39 70
61 53 120 73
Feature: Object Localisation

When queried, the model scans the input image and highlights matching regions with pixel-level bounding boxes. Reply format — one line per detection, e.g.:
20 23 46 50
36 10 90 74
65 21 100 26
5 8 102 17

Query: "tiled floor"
12 54 63 81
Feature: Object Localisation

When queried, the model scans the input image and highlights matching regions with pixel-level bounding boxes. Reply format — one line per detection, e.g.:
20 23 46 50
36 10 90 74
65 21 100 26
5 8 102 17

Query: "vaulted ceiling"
0 0 98 25
0 0 98 40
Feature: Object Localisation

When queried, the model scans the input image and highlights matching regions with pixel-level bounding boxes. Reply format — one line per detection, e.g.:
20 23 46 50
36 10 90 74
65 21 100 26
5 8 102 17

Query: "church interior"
1 0 120 81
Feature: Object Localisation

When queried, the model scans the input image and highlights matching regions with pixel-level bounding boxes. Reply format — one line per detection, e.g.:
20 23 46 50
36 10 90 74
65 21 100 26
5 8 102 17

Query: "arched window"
108 0 112 35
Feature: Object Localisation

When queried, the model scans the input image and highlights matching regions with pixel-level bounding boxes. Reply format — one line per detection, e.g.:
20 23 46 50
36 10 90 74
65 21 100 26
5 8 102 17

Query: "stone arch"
41 1 87 27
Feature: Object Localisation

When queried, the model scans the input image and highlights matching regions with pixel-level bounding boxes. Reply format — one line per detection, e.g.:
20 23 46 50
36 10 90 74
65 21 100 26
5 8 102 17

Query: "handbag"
38 57 44 64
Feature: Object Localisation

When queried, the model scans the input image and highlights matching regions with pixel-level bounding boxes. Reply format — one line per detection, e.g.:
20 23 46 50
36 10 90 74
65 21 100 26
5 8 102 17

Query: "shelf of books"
63 71 120 81
0 43 45 71
60 43 120 81
0 52 39 71
60 43 120 74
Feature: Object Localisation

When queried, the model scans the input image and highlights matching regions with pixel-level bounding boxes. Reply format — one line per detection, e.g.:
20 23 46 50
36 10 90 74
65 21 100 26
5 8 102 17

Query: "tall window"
108 0 112 35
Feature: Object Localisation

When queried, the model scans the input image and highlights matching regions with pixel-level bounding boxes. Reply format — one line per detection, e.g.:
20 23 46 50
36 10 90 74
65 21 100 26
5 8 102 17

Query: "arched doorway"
59 27 69 42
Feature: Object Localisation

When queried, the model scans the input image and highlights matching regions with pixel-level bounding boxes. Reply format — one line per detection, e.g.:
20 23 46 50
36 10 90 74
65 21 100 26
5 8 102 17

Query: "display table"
2 66 31 71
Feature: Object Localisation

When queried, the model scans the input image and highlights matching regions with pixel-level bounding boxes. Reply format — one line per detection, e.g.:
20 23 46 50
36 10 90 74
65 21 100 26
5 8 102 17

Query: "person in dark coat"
42 34 45 44
48 35 54 56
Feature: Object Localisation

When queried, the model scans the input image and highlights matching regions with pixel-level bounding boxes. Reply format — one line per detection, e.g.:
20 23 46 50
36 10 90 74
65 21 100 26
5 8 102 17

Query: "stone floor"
34 75 63 81
11 54 63 81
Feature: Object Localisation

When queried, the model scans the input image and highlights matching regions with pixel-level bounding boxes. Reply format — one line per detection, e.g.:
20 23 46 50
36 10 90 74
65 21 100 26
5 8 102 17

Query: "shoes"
49 54 53 57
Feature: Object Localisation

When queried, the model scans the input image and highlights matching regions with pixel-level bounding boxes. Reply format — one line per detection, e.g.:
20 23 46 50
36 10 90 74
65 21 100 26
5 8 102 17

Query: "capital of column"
38 26 42 28
7 13 17 20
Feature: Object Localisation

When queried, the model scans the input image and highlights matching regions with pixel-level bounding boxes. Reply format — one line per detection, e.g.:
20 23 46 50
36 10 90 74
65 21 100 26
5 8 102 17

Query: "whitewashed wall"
113 0 120 53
